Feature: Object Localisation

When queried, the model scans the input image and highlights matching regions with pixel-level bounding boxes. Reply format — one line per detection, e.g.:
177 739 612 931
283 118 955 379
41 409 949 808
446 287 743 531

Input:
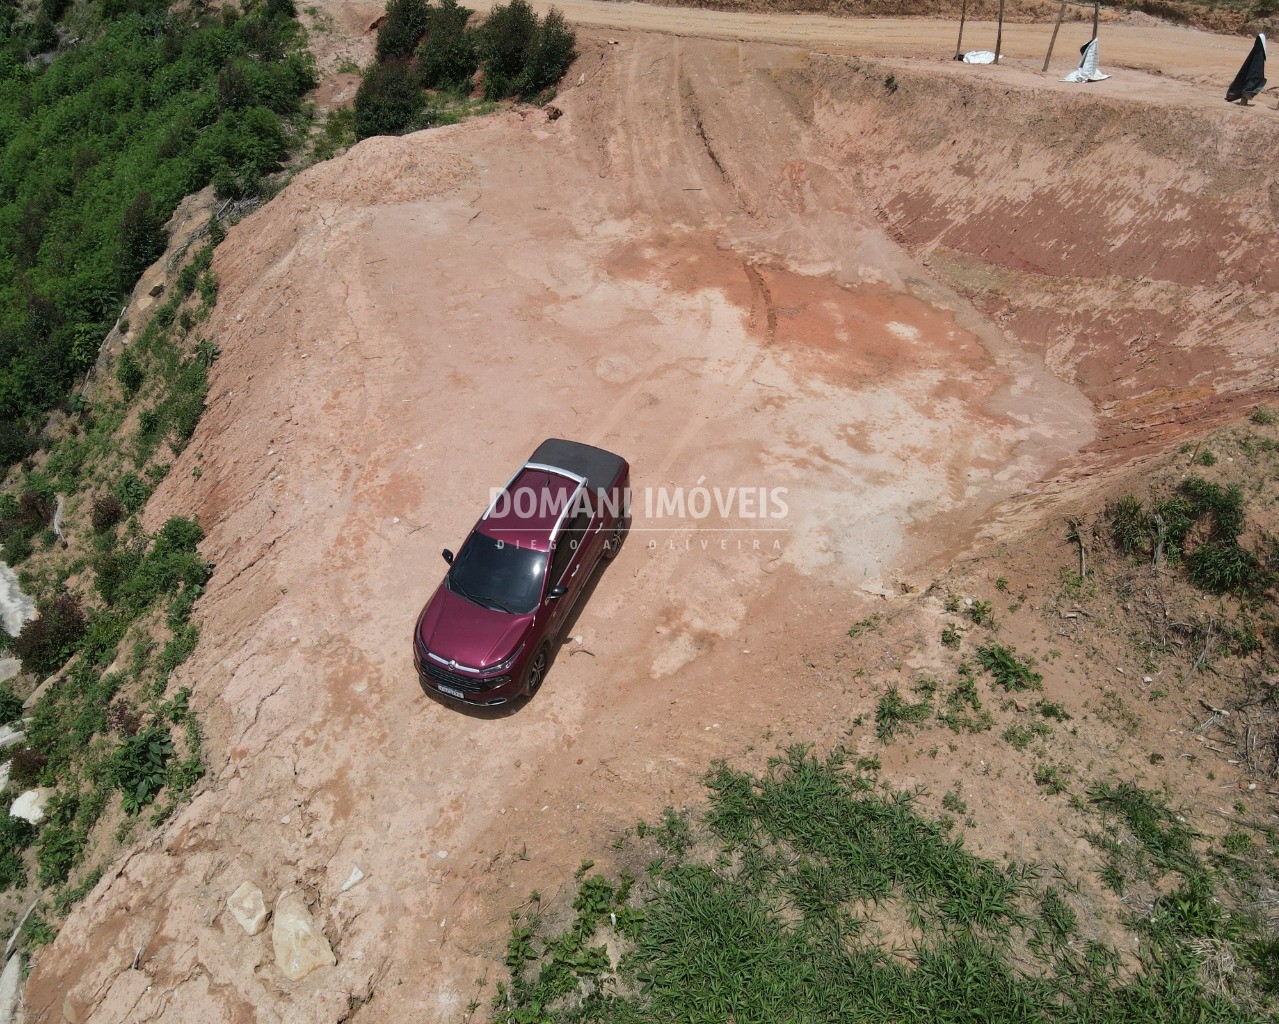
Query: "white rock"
0 764 9 791
228 882 268 936
0 660 19 685
0 564 35 639
0 727 22 752
10 788 55 824
272 894 335 981
339 867 364 893
0 953 21 1024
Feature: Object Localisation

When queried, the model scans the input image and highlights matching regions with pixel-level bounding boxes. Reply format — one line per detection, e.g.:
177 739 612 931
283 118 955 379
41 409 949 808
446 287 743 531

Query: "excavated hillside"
20 22 1279 1024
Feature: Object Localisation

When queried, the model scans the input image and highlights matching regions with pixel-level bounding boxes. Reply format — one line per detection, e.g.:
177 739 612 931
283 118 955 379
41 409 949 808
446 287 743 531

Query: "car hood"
417 584 534 670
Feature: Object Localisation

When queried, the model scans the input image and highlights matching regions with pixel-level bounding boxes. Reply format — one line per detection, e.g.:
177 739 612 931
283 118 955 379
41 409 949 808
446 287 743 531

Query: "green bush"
110 725 173 813
0 814 37 892
475 0 538 98
1109 494 1149 556
355 59 421 139
1186 540 1259 595
519 7 575 96
415 0 477 91
0 682 23 726
1181 476 1245 540
376 0 430 60
113 472 151 512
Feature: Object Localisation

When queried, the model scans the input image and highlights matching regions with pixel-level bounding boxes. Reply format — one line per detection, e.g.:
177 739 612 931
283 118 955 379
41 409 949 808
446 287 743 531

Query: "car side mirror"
442 549 454 565
547 584 567 600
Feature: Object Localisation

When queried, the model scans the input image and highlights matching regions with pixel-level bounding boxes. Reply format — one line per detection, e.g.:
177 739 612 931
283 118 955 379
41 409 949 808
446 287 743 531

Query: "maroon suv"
414 439 630 706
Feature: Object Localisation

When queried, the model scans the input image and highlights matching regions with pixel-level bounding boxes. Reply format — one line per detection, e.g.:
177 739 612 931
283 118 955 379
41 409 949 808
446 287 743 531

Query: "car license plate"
437 683 465 700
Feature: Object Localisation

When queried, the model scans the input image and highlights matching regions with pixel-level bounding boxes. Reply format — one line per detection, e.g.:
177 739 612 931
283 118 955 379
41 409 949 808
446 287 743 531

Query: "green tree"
355 59 421 139
415 0 477 92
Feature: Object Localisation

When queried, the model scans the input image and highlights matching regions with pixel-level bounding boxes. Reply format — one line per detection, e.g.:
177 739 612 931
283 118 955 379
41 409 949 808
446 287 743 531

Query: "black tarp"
1227 34 1267 102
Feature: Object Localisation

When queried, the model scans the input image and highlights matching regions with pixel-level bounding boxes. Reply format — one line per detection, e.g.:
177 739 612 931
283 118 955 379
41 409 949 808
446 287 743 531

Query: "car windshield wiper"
447 573 479 605
478 595 517 614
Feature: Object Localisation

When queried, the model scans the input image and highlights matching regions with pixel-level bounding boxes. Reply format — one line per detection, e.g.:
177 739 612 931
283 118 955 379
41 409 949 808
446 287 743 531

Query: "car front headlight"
485 645 524 675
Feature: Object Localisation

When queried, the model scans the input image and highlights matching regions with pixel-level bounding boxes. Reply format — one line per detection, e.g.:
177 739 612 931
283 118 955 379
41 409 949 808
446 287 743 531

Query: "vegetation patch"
0 0 315 466
496 748 1275 1022
975 642 1043 691
356 0 577 140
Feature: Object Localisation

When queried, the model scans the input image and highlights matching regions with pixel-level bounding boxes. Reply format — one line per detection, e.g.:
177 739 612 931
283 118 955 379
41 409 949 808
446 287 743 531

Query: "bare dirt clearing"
22 9 1279 1024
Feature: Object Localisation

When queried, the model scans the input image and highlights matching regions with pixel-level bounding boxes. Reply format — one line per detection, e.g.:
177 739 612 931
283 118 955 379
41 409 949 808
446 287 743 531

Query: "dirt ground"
21 6 1279 1023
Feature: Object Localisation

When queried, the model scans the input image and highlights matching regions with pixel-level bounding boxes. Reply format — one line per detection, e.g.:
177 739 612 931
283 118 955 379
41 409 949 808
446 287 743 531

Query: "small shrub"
1185 539 1259 594
966 599 995 627
1035 699 1071 722
116 348 144 394
113 472 150 512
1003 721 1051 750
376 0 430 59
1249 407 1276 427
7 746 47 789
90 493 126 534
1109 494 1149 556
875 685 932 742
941 623 962 648
13 594 86 677
0 815 36 892
36 792 83 887
1192 449 1216 467
107 700 141 737
355 59 421 139
976 643 1042 691
1181 476 1245 541
1033 763 1070 794
0 683 22 726
110 725 174 814
937 665 993 733
847 613 881 639
17 489 55 531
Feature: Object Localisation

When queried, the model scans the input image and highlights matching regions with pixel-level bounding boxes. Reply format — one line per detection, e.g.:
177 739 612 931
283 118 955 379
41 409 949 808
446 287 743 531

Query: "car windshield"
447 533 547 615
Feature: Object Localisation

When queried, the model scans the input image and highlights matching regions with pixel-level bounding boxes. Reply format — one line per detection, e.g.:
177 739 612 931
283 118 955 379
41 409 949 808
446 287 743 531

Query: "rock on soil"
9 788 54 824
271 894 336 982
228 882 269 936
0 954 19 1024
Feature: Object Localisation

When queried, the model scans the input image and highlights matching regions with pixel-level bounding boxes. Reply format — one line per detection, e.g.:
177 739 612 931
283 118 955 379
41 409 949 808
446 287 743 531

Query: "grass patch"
936 664 994 733
976 643 1043 691
874 683 932 743
496 748 1272 1023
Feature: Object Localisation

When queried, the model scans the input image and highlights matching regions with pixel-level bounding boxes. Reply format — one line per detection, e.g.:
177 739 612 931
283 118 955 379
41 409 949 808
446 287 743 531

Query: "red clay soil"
20 11 1279 1024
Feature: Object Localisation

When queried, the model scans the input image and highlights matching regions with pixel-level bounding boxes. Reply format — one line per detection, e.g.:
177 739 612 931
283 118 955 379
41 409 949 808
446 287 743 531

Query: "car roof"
477 465 584 553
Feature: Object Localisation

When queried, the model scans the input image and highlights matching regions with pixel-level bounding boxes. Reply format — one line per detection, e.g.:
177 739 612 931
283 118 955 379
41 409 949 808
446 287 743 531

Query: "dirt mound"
790 53 1279 471
20 23 1279 1024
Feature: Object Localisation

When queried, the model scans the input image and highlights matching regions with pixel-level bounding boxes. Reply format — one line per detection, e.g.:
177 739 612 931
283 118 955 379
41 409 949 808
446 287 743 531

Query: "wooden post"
954 0 968 59
994 0 1006 64
1092 0 1099 39
1043 0 1067 72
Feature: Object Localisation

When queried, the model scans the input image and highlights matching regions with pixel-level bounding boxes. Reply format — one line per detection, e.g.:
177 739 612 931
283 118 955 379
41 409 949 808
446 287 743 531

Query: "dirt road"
23 8 1279 1024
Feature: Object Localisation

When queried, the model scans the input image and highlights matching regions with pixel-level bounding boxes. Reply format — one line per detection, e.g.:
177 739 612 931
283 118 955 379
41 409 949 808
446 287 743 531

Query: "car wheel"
603 517 629 560
523 643 550 697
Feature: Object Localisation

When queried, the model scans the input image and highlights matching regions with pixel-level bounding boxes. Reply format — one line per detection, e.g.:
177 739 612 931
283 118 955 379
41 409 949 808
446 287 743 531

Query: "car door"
547 504 594 630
